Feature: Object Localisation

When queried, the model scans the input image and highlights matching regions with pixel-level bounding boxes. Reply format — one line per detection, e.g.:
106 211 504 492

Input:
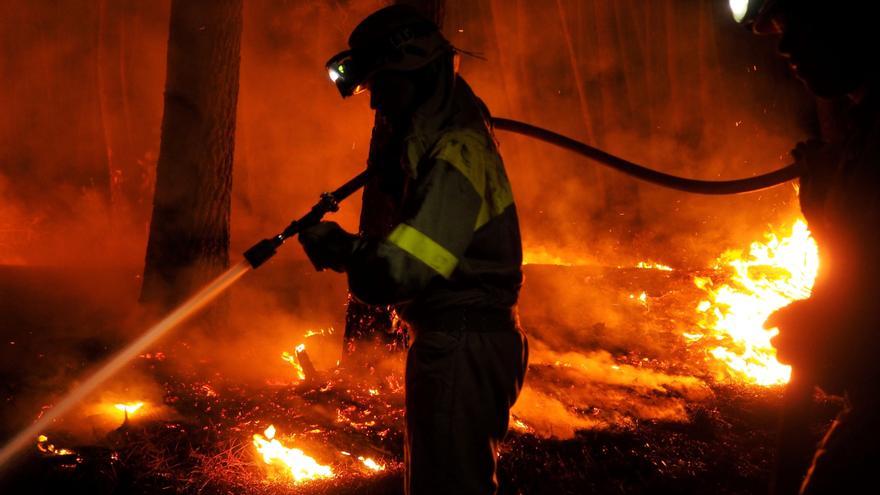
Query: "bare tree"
140 0 243 310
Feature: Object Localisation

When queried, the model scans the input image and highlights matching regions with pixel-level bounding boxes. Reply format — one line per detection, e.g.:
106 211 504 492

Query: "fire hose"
0 117 802 471
491 117 801 195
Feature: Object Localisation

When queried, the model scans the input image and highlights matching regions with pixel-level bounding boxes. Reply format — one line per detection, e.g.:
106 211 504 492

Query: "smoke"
0 0 818 446
1 0 814 269
512 264 716 438
512 347 711 438
447 0 813 268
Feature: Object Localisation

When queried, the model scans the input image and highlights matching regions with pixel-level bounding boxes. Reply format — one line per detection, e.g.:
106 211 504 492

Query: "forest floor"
0 263 839 494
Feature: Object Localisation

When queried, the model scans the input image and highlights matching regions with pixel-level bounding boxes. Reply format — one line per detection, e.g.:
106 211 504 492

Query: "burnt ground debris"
0 262 839 494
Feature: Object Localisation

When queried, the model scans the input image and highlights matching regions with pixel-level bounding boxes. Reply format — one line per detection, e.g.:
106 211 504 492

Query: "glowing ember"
629 291 648 306
114 402 145 416
281 343 307 381
303 328 333 338
252 425 333 482
36 434 74 456
692 219 819 386
636 261 674 271
510 417 532 433
358 456 385 472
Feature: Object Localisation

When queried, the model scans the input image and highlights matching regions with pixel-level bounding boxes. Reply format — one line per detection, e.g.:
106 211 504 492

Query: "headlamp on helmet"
729 0 751 23
730 0 783 32
325 50 368 98
325 6 451 99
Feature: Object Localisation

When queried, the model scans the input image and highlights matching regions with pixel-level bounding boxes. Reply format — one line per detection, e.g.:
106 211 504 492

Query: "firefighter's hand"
765 298 850 393
792 139 837 223
298 221 357 273
766 300 824 367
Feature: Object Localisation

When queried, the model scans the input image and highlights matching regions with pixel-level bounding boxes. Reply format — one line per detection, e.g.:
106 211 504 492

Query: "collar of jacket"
401 64 458 179
401 76 493 179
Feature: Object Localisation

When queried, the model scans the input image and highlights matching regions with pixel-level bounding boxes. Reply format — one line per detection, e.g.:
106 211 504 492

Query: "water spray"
0 172 370 471
0 117 800 472
0 260 250 470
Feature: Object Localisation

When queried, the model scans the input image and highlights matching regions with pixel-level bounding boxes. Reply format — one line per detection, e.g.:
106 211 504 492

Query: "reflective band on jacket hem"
387 224 458 278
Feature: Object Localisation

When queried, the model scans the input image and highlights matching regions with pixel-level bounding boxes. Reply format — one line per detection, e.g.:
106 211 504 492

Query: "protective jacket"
346 69 523 324
776 85 880 495
783 88 880 393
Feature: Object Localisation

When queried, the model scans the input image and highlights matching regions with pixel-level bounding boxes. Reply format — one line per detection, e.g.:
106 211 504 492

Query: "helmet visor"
325 50 369 98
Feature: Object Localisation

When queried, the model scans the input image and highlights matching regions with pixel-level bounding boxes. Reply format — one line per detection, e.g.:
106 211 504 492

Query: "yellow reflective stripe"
433 130 515 231
434 131 487 196
387 224 458 278
475 201 491 230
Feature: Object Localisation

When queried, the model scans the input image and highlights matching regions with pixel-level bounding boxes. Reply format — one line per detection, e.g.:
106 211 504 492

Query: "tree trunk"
140 0 243 311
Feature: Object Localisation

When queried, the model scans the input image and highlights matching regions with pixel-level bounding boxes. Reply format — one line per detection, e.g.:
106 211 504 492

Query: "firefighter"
298 6 528 494
735 0 880 493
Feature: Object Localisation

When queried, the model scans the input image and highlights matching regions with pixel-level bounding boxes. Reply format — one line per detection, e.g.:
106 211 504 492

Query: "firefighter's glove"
765 299 846 391
766 299 826 368
792 139 837 225
298 221 358 273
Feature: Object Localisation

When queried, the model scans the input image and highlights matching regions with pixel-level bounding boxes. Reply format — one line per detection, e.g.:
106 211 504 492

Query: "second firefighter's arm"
346 156 482 306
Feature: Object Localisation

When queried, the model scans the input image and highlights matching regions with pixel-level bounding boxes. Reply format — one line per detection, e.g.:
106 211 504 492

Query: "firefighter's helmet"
326 5 453 98
728 0 788 33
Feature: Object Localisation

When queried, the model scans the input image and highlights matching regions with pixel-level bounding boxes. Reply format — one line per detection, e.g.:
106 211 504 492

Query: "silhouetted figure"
298 6 528 494
738 1 880 493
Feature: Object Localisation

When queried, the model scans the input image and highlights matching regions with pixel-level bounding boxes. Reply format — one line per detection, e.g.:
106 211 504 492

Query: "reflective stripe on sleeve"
432 130 515 231
387 224 458 278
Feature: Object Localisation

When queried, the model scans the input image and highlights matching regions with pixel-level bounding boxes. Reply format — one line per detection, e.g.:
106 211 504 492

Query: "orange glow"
629 291 648 306
252 425 333 483
510 417 532 433
522 246 590 266
636 261 674 271
281 343 307 381
36 434 74 456
691 219 818 386
114 402 145 416
358 456 385 472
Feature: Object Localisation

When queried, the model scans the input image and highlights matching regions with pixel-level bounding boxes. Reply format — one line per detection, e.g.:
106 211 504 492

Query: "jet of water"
0 260 251 471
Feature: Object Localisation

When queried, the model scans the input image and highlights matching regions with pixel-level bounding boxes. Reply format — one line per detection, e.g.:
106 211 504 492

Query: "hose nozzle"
243 237 282 269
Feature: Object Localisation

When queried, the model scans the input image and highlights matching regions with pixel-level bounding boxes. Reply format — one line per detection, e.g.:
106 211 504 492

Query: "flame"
636 261 674 271
36 434 74 456
303 328 333 338
629 291 648 306
114 402 145 416
358 456 385 471
252 425 333 483
692 219 819 386
510 417 532 433
281 343 307 381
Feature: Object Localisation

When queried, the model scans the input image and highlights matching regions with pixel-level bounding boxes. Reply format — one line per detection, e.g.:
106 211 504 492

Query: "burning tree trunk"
140 0 243 310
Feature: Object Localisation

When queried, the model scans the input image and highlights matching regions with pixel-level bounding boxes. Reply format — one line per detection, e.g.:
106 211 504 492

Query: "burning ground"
0 220 841 494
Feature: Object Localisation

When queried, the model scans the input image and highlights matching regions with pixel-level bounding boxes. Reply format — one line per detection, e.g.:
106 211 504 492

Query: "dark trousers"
799 393 880 494
404 327 528 495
